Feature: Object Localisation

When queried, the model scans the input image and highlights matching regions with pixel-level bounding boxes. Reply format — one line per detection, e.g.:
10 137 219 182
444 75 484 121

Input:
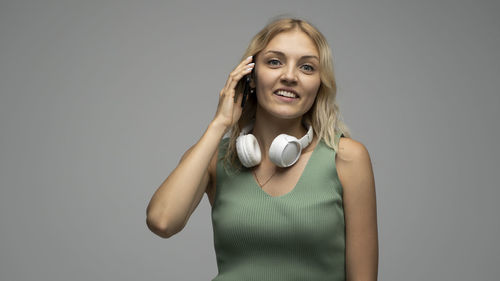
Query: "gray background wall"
1 0 499 280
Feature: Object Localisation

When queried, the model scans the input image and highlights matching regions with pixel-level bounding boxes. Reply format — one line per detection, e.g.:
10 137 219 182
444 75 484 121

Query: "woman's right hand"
212 55 255 130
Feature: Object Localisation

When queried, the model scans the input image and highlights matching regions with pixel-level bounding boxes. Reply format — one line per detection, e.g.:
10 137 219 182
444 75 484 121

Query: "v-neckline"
249 138 322 199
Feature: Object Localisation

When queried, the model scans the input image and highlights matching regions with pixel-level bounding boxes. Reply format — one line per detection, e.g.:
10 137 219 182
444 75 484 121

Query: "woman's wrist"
209 119 231 137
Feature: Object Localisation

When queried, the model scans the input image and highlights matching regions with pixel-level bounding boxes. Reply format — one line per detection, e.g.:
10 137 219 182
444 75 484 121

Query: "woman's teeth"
275 90 298 98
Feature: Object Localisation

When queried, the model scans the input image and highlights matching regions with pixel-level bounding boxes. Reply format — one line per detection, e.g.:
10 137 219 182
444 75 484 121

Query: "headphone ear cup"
269 134 302 168
236 134 262 167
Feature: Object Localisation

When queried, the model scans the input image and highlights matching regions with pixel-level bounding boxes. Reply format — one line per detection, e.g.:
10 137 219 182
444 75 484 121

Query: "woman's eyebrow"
264 50 319 61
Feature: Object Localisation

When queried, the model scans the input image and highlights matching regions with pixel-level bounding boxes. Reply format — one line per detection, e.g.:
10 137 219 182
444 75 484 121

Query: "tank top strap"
334 130 345 149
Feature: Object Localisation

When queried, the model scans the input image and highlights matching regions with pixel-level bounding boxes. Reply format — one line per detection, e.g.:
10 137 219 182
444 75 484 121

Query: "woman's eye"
301 65 315 72
267 59 281 66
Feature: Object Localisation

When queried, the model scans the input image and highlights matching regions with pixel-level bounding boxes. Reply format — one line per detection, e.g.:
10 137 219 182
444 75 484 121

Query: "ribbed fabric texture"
211 132 346 281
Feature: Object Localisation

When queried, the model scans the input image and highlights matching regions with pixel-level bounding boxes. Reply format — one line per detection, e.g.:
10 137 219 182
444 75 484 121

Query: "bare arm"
146 121 227 238
337 138 379 280
146 55 255 238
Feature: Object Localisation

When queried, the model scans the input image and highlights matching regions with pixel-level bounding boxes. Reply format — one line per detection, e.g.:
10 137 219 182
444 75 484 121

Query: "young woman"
146 17 378 281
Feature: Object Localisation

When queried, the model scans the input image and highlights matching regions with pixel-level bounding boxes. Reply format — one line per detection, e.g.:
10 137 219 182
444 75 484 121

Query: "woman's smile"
273 88 300 102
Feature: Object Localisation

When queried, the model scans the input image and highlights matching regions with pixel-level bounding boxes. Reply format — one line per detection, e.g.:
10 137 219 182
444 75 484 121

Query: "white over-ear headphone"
236 120 314 168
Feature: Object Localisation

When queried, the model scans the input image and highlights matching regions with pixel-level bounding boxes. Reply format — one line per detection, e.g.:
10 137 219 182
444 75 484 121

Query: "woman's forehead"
262 31 319 58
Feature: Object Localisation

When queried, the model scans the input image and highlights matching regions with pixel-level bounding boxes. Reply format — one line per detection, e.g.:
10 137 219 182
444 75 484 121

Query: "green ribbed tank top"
211 132 345 281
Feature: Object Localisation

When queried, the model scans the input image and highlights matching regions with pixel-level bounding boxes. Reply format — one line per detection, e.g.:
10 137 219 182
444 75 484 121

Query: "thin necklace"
253 167 278 187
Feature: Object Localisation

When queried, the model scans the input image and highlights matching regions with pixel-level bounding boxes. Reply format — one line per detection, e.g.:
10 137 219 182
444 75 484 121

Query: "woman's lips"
274 89 299 98
273 92 299 102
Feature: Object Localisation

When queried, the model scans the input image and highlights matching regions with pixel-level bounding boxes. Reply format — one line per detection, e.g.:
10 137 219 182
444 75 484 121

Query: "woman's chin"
267 109 304 120
256 102 307 120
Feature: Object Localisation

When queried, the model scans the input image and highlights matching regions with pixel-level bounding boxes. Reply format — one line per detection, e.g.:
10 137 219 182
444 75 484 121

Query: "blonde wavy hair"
221 16 351 173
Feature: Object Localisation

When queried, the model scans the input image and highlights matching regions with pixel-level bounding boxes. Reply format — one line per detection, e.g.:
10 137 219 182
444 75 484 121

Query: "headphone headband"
240 119 313 148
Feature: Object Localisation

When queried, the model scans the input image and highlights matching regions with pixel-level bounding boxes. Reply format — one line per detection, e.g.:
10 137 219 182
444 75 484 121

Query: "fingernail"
246 55 253 60
248 63 255 66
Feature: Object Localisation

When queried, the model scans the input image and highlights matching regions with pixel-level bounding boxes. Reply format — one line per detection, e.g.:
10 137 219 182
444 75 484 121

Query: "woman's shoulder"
335 136 374 198
336 136 371 163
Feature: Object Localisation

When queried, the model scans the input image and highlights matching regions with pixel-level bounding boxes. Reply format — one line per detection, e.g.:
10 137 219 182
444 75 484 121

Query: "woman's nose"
280 65 298 84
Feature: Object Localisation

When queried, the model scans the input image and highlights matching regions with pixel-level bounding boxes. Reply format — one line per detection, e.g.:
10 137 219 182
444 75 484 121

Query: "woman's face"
253 30 321 120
